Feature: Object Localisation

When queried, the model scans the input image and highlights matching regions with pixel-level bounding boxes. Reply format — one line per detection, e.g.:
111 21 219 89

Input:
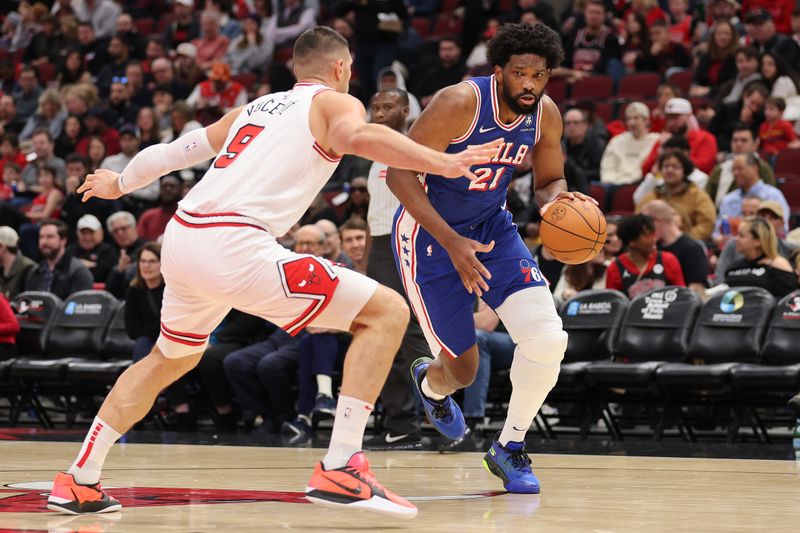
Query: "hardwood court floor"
0 441 796 532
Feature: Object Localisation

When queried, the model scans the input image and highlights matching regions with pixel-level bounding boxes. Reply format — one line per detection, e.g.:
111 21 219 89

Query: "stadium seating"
570 75 613 101
616 73 661 100
585 286 701 439
655 287 775 439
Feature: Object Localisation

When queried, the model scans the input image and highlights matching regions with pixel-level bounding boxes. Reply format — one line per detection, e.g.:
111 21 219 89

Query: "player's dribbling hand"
539 190 598 218
77 168 124 202
439 138 505 180
444 235 495 296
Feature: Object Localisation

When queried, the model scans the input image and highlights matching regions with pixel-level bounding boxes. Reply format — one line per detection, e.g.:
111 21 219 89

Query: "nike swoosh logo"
322 474 362 495
385 433 409 443
513 426 527 432
479 125 496 133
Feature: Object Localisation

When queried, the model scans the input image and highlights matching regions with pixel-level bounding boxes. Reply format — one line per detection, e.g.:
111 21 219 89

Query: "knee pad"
515 329 568 366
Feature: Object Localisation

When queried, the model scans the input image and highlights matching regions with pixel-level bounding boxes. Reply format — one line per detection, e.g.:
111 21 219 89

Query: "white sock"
323 395 373 470
498 353 560 447
316 374 333 398
67 417 122 485
421 375 445 401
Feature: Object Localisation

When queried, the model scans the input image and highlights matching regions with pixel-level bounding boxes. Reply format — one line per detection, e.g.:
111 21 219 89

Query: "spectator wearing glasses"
104 211 145 299
563 108 605 183
342 176 370 223
706 124 776 208
24 220 93 300
725 216 798 298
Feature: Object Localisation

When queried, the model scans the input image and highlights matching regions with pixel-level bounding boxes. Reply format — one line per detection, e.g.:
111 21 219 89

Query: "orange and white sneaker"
47 472 121 514
305 452 417 518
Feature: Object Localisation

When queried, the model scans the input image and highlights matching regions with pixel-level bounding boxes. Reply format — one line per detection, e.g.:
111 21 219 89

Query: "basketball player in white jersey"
46 27 501 519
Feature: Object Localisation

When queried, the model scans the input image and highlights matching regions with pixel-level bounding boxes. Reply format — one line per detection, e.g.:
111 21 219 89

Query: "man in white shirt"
600 102 659 185
363 88 428 450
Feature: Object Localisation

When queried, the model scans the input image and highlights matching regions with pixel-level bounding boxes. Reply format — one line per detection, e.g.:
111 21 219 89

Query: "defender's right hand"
78 168 124 202
437 138 504 180
444 235 495 296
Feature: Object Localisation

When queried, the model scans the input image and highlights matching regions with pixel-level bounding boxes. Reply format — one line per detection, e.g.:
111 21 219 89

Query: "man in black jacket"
25 220 93 300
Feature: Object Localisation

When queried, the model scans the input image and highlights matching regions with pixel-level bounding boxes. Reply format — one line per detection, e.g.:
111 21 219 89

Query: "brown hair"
130 242 162 289
708 20 739 62
564 261 607 292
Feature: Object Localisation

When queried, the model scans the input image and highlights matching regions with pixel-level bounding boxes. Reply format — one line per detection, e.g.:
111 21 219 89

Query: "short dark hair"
439 35 461 48
293 26 349 63
766 96 786 111
662 135 690 151
736 45 759 62
38 165 57 179
66 153 88 167
339 216 368 234
31 128 53 143
732 122 755 137
743 81 769 99
374 88 409 106
486 22 565 69
658 148 695 178
40 219 68 240
650 19 668 30
617 214 655 246
1 132 19 149
131 241 162 289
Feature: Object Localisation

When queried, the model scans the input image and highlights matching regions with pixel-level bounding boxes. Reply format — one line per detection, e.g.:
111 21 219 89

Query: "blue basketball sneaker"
410 357 466 440
483 434 540 494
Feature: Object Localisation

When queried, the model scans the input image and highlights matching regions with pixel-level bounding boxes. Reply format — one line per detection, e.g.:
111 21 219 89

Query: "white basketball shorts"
155 210 377 358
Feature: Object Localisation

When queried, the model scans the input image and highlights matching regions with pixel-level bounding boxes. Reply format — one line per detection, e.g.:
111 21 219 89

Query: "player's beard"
502 83 541 116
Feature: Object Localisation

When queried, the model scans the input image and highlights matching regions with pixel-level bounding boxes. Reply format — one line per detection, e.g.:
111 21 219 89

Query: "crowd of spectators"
1 0 800 438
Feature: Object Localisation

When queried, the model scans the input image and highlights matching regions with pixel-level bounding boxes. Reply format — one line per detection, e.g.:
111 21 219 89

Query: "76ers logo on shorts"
277 256 339 336
519 259 543 284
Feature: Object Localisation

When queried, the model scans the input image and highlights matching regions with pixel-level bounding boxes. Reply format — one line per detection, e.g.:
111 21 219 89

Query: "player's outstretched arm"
311 90 501 180
77 107 243 202
385 84 495 296
532 96 597 216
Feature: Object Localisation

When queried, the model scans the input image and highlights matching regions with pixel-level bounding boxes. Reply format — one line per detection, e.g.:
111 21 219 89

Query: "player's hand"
444 235 495 296
539 190 598 218
77 168 124 202
438 138 504 180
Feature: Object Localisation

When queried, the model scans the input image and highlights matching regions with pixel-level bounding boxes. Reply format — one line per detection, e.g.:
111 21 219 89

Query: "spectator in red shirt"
192 10 231 71
758 96 800 157
742 0 794 34
643 98 718 174
628 0 668 28
136 175 183 241
0 133 26 178
606 214 686 299
667 0 694 48
186 62 247 116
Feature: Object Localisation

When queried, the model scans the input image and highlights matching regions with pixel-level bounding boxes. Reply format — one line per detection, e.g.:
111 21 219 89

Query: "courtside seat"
544 290 628 437
12 291 118 425
10 292 63 357
67 303 133 382
730 290 800 398
585 287 701 389
655 287 775 391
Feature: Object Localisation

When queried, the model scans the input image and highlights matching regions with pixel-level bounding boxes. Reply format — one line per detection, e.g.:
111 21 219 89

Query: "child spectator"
758 96 800 159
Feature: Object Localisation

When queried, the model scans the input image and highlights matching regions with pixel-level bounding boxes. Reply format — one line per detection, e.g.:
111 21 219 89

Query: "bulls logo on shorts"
277 256 340 335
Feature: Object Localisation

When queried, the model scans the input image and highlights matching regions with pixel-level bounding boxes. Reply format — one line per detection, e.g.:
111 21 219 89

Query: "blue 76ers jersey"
423 74 542 228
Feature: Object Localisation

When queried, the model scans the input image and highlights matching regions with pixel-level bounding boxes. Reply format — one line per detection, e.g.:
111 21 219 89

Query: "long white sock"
67 417 122 485
316 374 333 398
421 375 445 400
498 353 560 447
323 395 373 470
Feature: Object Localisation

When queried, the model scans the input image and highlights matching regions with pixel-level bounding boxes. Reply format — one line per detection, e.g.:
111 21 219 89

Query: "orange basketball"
539 198 607 265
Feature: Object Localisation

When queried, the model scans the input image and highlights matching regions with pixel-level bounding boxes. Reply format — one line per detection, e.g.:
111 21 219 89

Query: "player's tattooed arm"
533 96 597 217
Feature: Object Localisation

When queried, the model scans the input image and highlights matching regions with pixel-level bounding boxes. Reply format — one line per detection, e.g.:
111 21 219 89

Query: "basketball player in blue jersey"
387 23 597 493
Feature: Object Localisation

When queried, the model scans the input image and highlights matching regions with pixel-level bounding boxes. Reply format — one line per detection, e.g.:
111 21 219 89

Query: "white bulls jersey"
178 82 342 236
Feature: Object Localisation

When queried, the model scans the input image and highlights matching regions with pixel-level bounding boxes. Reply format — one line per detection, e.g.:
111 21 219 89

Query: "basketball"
540 198 607 265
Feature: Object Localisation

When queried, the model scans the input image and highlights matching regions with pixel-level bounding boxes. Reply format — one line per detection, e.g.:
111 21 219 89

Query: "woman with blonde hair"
19 88 67 140
725 216 798 298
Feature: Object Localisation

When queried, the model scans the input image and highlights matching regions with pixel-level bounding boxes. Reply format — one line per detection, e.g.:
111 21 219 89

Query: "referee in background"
363 88 429 450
